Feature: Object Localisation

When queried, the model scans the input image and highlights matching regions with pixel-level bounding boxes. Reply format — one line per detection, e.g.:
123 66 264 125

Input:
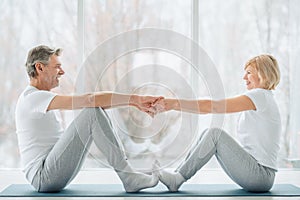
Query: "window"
0 0 299 169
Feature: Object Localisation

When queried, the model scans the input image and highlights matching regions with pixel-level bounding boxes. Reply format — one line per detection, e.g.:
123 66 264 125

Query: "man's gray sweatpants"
32 108 128 192
177 128 276 192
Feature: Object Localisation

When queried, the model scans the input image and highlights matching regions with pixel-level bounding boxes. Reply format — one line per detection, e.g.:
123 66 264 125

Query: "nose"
59 68 65 75
243 73 247 80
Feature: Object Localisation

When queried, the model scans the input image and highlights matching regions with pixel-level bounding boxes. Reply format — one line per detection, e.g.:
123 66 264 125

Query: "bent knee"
81 107 107 119
206 128 224 134
204 128 226 138
82 107 100 114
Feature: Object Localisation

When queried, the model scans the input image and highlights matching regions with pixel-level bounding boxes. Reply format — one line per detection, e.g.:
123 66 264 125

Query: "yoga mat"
1 183 300 197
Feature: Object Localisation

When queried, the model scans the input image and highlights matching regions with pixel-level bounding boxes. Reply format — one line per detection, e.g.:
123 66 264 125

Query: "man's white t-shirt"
15 85 63 182
237 88 281 170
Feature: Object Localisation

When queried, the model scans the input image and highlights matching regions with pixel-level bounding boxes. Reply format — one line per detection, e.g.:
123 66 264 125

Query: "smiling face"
43 55 65 89
243 64 263 90
243 55 280 90
35 54 65 90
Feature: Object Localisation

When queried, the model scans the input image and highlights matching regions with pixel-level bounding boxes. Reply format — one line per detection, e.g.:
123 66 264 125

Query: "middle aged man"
15 45 162 193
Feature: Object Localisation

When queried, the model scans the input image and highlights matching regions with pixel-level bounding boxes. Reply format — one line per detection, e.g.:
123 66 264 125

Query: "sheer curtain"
80 0 194 169
0 0 299 169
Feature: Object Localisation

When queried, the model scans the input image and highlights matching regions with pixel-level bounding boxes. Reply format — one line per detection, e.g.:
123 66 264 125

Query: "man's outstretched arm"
47 92 162 114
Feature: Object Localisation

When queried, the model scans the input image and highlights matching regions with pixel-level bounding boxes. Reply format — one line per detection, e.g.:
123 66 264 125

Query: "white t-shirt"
237 88 281 170
15 85 63 182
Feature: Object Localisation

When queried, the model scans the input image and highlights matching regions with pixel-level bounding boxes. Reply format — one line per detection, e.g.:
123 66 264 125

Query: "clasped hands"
130 95 172 117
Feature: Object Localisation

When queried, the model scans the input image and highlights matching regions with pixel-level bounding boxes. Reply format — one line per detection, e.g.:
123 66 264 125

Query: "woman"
156 55 281 192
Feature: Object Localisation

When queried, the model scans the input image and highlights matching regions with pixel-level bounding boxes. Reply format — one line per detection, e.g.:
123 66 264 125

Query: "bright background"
0 0 299 169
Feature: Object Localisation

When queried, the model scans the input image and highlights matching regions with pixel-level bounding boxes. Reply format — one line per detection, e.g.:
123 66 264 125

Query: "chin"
52 84 59 89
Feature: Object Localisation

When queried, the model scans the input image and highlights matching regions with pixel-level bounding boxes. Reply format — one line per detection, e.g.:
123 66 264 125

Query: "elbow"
200 100 215 114
85 93 111 108
211 100 226 113
211 106 220 113
84 94 95 107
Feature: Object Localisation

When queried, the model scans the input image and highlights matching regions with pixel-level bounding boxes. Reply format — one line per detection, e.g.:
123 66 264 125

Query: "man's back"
15 85 63 182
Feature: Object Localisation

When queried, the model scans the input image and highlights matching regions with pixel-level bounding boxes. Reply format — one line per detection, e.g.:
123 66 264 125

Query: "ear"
34 62 44 75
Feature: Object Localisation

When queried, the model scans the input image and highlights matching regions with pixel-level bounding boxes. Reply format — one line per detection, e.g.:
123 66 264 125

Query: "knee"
206 127 223 133
204 127 225 138
201 128 228 144
81 107 107 119
83 107 113 128
82 107 101 115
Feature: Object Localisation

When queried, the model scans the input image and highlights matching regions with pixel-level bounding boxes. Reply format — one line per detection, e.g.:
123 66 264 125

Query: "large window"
0 0 299 169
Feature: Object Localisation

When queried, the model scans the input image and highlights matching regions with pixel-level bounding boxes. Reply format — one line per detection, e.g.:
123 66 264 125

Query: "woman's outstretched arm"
159 95 256 114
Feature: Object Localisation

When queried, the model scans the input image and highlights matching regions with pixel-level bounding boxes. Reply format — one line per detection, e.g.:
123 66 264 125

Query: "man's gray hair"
25 45 62 78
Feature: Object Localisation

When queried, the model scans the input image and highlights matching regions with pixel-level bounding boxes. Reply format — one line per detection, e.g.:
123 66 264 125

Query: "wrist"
165 99 178 111
172 99 180 110
129 95 138 107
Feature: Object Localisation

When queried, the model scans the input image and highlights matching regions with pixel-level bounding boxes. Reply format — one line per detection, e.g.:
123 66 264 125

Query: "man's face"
41 55 64 90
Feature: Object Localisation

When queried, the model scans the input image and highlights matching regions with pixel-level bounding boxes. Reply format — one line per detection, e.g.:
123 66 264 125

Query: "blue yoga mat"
1 184 300 197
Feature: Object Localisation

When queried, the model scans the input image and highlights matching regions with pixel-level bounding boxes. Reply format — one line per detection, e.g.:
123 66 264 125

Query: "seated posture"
155 55 281 192
15 45 161 192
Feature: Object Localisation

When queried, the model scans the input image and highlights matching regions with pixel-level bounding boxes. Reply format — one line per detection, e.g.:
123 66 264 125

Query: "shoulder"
244 89 273 112
16 86 57 115
244 88 271 99
18 86 57 108
19 86 53 97
24 86 56 99
244 88 269 95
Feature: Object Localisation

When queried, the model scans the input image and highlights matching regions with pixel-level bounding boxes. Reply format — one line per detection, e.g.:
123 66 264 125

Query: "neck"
30 78 50 91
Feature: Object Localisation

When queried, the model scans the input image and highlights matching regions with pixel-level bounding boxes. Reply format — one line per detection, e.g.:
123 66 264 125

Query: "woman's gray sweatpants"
177 128 276 192
32 108 128 192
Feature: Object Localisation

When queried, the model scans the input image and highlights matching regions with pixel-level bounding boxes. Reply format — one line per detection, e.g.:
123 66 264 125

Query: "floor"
0 168 300 200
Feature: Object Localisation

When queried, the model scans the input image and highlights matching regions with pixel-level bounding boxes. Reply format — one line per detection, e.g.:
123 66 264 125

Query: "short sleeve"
24 90 57 115
244 89 267 112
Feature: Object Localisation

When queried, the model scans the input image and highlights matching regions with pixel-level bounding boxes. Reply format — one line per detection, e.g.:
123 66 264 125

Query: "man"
15 45 161 192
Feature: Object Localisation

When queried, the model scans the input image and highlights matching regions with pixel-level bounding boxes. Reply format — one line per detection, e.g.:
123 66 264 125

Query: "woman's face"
243 64 263 90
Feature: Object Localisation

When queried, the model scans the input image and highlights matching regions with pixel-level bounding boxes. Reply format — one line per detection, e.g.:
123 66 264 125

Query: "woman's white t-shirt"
237 88 281 170
15 85 63 182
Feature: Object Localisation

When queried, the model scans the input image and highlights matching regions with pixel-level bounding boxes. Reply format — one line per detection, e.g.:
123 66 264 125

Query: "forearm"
48 92 144 110
165 98 214 114
91 92 137 109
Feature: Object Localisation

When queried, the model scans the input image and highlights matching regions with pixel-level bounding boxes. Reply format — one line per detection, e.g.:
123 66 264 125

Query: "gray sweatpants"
32 108 129 192
177 128 276 192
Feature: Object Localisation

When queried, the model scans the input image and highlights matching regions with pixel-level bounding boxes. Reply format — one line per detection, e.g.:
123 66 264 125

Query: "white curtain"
0 0 299 168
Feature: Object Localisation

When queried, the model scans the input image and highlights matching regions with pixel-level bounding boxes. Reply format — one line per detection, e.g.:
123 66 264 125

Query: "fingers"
147 99 166 117
152 96 164 105
152 97 166 114
145 110 155 118
133 95 167 117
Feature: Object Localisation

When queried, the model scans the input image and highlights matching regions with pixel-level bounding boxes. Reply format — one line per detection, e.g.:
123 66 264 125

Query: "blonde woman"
155 55 281 192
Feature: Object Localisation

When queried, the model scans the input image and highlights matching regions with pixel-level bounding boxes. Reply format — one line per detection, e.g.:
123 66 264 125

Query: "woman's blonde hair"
244 54 280 90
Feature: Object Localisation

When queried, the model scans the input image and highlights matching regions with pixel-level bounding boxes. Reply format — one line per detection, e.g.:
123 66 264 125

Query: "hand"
130 95 164 117
151 98 165 114
151 98 177 114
